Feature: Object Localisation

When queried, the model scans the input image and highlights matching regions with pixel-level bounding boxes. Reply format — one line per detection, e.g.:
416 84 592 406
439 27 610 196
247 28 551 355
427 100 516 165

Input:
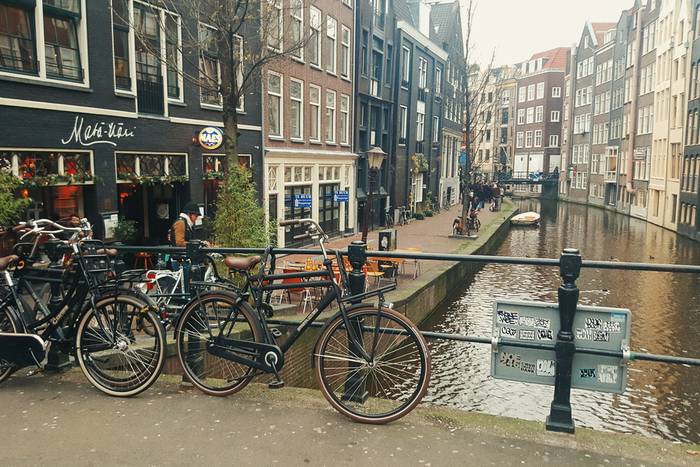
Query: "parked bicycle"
0 219 165 397
174 218 431 424
397 206 412 226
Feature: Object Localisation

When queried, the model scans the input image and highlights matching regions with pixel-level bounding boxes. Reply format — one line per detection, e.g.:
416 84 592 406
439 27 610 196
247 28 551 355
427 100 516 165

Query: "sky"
463 0 632 66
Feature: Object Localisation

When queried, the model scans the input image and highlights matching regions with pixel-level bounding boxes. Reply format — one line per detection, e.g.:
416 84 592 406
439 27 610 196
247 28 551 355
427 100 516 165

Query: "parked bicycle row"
0 217 430 424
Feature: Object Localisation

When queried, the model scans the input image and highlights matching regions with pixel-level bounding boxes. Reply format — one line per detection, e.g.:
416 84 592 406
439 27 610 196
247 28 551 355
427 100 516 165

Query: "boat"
511 211 541 226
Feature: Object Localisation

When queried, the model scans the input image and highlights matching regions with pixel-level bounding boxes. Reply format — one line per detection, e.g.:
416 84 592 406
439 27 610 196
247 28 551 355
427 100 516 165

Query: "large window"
309 7 321 67
268 72 282 137
0 3 36 74
401 45 410 84
165 14 181 100
44 6 82 80
399 105 407 141
432 115 439 143
111 0 131 90
309 84 321 142
416 101 425 142
325 90 336 143
199 23 221 106
290 0 302 60
267 0 282 51
290 78 303 140
340 25 350 79
340 94 350 145
435 66 441 94
325 16 336 74
418 56 427 88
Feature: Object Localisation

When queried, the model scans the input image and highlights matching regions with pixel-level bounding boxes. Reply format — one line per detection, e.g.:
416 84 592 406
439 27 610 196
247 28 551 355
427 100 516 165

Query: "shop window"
116 153 188 183
2 151 93 185
319 183 340 236
284 185 312 245
0 3 37 74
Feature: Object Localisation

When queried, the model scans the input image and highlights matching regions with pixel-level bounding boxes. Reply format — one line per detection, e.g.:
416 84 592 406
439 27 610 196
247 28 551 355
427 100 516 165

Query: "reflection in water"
423 200 700 443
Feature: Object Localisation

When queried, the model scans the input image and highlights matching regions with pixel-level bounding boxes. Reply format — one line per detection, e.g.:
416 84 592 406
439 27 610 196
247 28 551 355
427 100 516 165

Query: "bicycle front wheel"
75 294 165 397
0 305 20 384
176 292 262 396
315 306 431 424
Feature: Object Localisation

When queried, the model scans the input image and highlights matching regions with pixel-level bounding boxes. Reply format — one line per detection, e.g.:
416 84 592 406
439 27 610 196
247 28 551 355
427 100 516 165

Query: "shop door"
119 183 186 244
284 185 312 246
319 183 340 237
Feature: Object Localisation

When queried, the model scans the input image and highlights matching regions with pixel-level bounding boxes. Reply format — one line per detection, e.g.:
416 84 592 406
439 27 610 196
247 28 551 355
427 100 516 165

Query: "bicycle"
383 208 394 228
174 219 431 424
397 206 412 226
0 219 165 397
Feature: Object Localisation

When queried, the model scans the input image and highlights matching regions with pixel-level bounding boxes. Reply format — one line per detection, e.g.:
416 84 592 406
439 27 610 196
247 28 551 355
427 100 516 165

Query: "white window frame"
549 134 559 147
290 78 304 141
290 0 303 61
435 66 442 94
534 130 542 147
340 94 350 145
309 7 321 68
112 0 136 95
399 105 408 141
517 108 525 125
536 82 544 99
418 56 427 88
416 101 426 142
325 89 336 143
525 130 533 148
551 110 560 122
340 25 351 80
526 107 534 124
266 0 283 51
326 16 337 75
518 87 526 103
535 105 543 123
401 46 410 85
199 22 223 109
309 84 321 142
552 86 561 98
516 131 524 148
432 115 439 143
267 71 283 138
527 84 535 101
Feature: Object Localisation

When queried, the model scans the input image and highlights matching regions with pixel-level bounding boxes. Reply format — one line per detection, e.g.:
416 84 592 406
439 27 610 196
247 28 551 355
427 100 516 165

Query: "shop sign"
198 127 224 150
294 194 312 208
491 300 631 394
333 190 349 202
61 116 135 147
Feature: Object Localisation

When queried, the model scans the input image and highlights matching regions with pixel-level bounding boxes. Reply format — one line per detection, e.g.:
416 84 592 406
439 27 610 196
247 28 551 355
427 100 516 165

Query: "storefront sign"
294 194 312 208
198 127 224 150
333 190 349 202
491 300 631 394
61 116 135 147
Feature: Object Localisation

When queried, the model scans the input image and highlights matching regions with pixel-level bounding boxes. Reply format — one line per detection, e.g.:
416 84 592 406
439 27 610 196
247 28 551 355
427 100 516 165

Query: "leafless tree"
113 0 311 166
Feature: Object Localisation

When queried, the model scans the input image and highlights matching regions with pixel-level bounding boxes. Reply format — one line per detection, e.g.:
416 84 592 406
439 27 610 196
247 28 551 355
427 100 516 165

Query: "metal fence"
114 241 700 433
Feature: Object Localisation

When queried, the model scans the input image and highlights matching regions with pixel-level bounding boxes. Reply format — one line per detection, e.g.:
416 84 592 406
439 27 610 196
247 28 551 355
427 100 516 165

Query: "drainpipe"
626 8 643 193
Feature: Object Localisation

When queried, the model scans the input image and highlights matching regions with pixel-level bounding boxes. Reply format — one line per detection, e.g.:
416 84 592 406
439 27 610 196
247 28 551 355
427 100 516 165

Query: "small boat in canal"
511 211 541 226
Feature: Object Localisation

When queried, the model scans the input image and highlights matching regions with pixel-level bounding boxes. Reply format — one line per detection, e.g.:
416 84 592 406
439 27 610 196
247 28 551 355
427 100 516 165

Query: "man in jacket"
170 202 201 247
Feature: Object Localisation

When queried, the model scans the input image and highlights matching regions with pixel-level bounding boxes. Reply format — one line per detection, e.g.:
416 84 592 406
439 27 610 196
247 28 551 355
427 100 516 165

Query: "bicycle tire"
75 293 166 397
176 291 262 396
0 305 20 384
314 306 431 424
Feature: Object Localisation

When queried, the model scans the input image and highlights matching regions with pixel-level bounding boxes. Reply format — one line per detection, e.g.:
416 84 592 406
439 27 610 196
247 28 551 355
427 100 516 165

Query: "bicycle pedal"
268 380 285 389
269 328 283 338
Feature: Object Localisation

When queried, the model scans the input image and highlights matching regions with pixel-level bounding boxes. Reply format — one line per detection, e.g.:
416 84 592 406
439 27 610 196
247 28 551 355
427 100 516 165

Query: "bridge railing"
112 241 700 434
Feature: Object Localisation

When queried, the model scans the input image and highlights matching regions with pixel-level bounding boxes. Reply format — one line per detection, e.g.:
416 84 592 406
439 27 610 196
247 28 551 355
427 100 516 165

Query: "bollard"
546 248 582 433
343 240 369 402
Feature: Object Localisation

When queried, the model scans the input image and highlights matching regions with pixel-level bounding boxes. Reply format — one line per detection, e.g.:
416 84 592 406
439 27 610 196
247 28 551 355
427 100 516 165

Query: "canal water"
422 199 700 443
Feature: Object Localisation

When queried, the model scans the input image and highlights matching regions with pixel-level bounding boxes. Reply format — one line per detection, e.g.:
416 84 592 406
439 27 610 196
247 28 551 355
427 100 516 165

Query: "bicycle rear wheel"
0 305 20 384
314 306 431 424
75 293 165 397
176 292 262 396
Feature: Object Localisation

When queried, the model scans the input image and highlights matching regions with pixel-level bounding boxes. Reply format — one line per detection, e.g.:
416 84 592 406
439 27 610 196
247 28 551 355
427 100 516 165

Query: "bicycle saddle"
224 255 261 271
0 255 20 271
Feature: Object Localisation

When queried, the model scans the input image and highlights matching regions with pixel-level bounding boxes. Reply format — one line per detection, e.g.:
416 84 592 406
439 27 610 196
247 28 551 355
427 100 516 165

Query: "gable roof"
591 22 617 45
528 47 569 70
429 1 458 43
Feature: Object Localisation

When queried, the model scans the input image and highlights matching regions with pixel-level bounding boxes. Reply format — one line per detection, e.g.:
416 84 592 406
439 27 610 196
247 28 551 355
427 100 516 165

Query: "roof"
429 1 458 43
395 0 417 26
591 22 617 45
528 47 569 70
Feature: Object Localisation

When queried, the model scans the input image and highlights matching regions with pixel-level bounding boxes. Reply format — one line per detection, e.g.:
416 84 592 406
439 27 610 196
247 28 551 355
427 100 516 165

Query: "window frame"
267 71 283 138
325 89 336 143
309 7 321 68
399 105 408 142
309 83 322 142
340 24 351 80
325 15 337 75
290 77 304 141
340 93 350 145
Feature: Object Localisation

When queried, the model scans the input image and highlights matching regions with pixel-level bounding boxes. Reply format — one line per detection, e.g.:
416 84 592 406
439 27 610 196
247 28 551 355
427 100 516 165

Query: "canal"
422 199 700 443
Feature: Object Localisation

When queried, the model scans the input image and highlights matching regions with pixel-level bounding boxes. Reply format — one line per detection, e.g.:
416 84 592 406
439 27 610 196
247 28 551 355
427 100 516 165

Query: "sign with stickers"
333 190 349 202
490 300 631 394
294 193 312 208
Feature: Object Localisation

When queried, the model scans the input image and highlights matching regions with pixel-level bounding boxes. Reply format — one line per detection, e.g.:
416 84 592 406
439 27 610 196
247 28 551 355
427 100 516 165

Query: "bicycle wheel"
75 293 165 397
0 305 20 384
314 306 431 424
176 292 262 396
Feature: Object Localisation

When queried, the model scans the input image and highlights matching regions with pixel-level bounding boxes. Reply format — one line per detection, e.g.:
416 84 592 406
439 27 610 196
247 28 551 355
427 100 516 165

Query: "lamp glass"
366 147 386 171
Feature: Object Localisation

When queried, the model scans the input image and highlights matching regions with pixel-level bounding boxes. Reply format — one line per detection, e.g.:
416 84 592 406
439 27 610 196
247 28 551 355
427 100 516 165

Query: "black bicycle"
0 219 165 397
174 219 431 424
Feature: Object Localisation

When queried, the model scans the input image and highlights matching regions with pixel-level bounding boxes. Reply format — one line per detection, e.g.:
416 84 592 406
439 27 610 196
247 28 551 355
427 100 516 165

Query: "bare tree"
114 0 310 166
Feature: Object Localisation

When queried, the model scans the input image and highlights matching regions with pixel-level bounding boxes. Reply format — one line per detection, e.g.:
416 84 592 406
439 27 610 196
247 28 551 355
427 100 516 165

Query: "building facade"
0 0 262 242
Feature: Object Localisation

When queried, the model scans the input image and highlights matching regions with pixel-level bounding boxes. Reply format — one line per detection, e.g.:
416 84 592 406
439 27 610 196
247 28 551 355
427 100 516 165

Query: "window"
516 132 524 148
199 23 221 106
340 25 350 79
536 82 544 99
418 56 427 88
267 0 282 50
385 44 393 85
433 115 439 143
309 84 321 142
534 130 542 147
552 87 561 98
416 101 425 141
290 79 303 140
111 0 130 89
290 0 303 60
525 130 533 148
527 84 535 101
518 86 526 103
551 110 560 122
535 105 543 123
268 72 282 137
401 46 410 84
165 15 182 100
0 3 37 74
549 134 559 147
309 8 321 67
526 107 534 124
517 108 525 125
44 5 82 80
399 105 407 141
340 94 350 145
325 16 337 74
325 90 336 142
435 66 442 94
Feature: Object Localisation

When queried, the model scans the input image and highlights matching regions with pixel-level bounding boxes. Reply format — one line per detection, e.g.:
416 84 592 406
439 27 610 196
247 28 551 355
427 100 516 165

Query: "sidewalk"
0 371 696 467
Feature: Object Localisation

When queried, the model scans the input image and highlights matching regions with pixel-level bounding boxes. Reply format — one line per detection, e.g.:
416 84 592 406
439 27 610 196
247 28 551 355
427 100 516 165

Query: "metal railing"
112 241 700 433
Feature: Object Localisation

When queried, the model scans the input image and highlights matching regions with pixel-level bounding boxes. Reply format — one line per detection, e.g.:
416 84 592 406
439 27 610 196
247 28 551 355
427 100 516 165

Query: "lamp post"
361 147 386 244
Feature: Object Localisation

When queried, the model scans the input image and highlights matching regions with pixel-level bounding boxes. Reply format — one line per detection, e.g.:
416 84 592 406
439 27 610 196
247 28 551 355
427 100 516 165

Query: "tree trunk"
223 101 239 169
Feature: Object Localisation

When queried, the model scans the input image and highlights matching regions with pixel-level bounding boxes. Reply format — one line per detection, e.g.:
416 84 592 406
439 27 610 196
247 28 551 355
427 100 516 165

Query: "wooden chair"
364 260 385 291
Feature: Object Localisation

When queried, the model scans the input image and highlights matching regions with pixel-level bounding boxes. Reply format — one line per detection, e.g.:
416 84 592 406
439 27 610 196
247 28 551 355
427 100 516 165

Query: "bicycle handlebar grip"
293 233 311 241
279 219 301 227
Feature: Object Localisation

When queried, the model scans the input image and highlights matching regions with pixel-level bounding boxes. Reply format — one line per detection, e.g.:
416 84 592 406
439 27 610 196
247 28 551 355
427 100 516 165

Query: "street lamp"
361 146 386 243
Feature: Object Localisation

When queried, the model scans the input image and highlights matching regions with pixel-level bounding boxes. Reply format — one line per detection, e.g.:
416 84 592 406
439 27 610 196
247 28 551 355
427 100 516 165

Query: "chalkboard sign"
491 300 631 394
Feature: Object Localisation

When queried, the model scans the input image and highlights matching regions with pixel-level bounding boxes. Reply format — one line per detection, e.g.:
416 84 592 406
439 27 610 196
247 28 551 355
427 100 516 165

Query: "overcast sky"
463 0 632 66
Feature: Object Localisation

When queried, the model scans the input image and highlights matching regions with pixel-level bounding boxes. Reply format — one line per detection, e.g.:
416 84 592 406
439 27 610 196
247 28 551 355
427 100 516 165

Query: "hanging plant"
117 174 189 186
411 154 429 174
203 171 226 181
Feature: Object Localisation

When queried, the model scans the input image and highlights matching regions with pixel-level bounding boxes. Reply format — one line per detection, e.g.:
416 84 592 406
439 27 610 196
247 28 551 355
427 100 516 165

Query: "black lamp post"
361 147 386 244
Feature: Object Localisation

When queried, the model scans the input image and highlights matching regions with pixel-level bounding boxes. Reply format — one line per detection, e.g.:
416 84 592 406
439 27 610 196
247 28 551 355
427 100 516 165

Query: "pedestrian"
169 202 203 247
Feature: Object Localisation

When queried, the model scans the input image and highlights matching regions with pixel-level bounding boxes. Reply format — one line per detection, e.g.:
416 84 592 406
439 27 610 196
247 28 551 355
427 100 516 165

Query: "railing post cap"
563 248 580 255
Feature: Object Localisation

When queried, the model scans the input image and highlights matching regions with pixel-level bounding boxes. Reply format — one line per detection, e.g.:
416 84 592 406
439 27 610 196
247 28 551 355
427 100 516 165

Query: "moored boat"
511 212 541 226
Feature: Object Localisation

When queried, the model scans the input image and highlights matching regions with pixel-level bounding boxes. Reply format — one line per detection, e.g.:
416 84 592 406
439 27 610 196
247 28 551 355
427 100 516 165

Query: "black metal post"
546 248 581 433
343 240 369 402
361 169 376 244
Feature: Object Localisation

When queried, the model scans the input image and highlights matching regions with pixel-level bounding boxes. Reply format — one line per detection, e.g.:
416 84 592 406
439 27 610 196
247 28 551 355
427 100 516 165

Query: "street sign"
333 190 349 202
294 194 312 208
491 300 631 394
459 151 467 166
